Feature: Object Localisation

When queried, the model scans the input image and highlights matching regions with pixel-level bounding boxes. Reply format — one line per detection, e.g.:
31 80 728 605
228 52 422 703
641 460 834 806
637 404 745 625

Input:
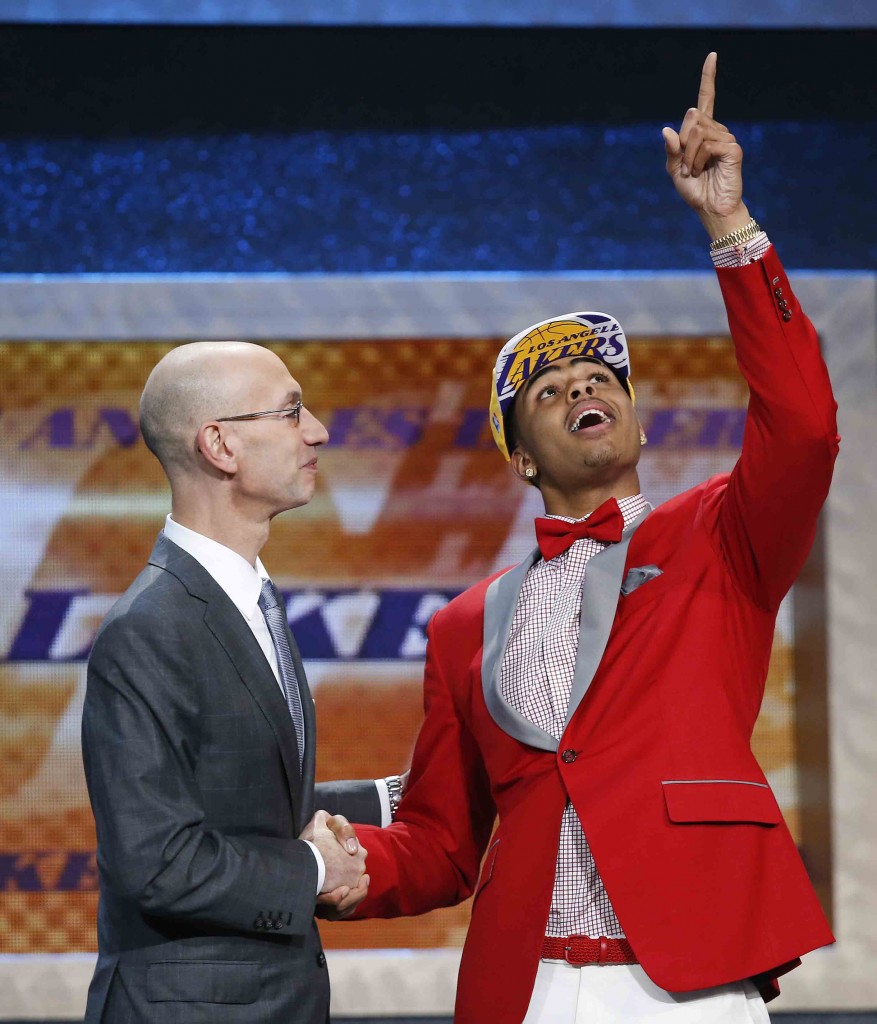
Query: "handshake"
300 809 369 920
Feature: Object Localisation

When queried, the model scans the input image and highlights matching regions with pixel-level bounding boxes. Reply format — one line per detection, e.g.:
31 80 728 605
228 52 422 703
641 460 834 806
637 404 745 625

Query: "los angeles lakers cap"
489 312 634 461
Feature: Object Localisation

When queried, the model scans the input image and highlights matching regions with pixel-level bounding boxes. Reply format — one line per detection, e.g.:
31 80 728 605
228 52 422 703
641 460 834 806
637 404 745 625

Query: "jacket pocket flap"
147 960 260 1003
663 780 780 825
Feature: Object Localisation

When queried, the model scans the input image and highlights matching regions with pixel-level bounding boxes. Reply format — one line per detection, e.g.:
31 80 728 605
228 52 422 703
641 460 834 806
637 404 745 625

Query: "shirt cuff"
303 840 326 894
710 232 771 268
374 778 393 827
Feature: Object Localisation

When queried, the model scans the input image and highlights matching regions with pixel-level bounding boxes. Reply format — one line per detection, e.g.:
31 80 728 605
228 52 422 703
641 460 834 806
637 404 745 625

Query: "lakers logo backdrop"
0 336 814 953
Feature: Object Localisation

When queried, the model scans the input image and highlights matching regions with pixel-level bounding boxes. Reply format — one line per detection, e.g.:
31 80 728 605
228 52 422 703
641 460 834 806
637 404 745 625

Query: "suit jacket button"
774 287 783 298
317 951 327 968
274 918 284 930
561 748 577 764
254 918 265 929
782 310 792 322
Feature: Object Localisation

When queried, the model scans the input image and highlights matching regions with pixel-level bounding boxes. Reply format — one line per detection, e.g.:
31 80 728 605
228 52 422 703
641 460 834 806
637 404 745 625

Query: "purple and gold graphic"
0 336 808 953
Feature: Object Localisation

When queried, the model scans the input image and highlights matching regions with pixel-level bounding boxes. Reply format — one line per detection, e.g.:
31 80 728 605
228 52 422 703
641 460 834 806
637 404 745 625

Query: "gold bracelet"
709 218 762 252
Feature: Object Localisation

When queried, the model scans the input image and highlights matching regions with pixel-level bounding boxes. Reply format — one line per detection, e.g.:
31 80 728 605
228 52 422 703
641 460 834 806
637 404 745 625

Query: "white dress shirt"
164 515 281 683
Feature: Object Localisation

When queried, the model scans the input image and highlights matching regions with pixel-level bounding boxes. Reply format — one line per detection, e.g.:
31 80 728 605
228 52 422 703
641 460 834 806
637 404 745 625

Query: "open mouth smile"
569 404 615 433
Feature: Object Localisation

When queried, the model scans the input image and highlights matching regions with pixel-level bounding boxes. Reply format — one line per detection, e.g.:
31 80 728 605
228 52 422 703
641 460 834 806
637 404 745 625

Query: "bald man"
81 342 394 1023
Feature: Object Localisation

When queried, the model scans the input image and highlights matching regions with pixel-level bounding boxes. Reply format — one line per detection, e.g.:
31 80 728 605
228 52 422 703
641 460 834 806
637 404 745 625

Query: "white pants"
522 961 770 1024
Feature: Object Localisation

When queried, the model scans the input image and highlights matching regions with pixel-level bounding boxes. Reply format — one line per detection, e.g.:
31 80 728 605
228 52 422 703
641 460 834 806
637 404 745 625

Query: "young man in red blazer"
345 54 838 1023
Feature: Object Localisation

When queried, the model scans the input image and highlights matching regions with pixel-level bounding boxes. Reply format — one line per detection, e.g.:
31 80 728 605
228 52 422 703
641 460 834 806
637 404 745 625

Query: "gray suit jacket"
81 534 381 1023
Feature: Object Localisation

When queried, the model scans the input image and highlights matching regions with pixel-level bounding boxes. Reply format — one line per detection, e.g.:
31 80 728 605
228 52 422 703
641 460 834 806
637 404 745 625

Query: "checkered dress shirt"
710 230 770 268
501 493 650 939
498 242 768 939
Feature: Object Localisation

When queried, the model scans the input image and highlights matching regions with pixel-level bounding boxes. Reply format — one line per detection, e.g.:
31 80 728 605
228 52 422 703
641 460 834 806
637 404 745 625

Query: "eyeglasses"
216 401 302 424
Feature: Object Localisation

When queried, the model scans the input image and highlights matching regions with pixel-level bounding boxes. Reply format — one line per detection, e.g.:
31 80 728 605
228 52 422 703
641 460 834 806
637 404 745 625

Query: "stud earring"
525 467 536 478
639 431 648 446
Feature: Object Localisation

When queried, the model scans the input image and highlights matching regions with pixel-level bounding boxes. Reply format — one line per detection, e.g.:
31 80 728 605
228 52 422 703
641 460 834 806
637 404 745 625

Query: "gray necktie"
258 578 305 767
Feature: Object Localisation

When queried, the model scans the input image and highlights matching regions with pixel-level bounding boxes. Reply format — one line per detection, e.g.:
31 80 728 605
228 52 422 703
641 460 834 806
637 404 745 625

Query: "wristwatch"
385 774 404 820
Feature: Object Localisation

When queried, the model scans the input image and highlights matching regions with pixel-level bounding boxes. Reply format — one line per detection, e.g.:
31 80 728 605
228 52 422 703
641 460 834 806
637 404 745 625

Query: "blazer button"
778 299 789 310
254 917 265 930
782 310 792 322
317 951 327 968
774 287 783 298
561 748 577 764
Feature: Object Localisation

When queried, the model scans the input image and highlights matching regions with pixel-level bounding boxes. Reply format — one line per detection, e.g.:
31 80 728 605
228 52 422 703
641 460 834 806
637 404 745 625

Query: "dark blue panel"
4 0 876 26
1 122 874 273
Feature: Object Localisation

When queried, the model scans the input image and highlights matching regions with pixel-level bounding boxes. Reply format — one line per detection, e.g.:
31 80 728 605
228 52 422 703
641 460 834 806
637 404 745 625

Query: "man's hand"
300 810 367 894
315 873 371 921
662 52 751 240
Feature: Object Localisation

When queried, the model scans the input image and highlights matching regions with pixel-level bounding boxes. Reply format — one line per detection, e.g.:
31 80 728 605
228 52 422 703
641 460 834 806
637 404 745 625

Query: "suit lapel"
565 509 651 727
480 507 652 748
202 601 305 804
150 535 305 816
482 551 558 753
276 593 317 831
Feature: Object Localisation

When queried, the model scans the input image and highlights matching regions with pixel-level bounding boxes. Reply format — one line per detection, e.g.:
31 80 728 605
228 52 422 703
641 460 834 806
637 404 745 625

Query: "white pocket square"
620 564 663 597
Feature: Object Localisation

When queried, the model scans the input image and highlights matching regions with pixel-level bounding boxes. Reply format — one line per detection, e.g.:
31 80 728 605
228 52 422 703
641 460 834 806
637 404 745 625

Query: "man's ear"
510 447 539 487
196 421 239 476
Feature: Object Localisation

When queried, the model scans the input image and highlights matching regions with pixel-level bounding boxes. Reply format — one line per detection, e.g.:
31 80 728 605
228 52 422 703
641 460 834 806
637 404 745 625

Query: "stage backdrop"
0 266 873 1018
0 332 820 956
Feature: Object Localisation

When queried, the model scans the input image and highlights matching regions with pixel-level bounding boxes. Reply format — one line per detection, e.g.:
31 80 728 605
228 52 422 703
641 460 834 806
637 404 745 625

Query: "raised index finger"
697 52 718 117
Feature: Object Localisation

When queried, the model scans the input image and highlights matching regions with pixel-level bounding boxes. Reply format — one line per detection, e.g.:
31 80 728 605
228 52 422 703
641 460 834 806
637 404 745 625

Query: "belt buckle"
560 935 589 966
563 935 609 966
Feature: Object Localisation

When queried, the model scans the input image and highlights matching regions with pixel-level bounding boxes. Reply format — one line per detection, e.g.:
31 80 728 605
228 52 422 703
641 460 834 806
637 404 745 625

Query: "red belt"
541 935 638 966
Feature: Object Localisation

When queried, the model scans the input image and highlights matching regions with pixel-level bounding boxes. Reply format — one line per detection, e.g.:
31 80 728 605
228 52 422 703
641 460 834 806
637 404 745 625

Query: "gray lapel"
201 601 306 810
481 508 653 749
565 509 651 727
150 535 306 818
482 550 558 752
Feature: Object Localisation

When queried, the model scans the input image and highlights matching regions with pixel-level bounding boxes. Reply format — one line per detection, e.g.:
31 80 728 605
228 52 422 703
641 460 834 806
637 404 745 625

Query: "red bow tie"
535 498 625 561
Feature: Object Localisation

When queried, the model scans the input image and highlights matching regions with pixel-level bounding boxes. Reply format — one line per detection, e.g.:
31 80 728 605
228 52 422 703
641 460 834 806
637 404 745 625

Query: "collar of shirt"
542 492 650 526
539 493 651 568
163 515 270 625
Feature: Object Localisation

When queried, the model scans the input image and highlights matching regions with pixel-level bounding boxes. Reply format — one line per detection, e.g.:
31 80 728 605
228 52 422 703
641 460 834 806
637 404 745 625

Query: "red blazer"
353 248 839 1024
